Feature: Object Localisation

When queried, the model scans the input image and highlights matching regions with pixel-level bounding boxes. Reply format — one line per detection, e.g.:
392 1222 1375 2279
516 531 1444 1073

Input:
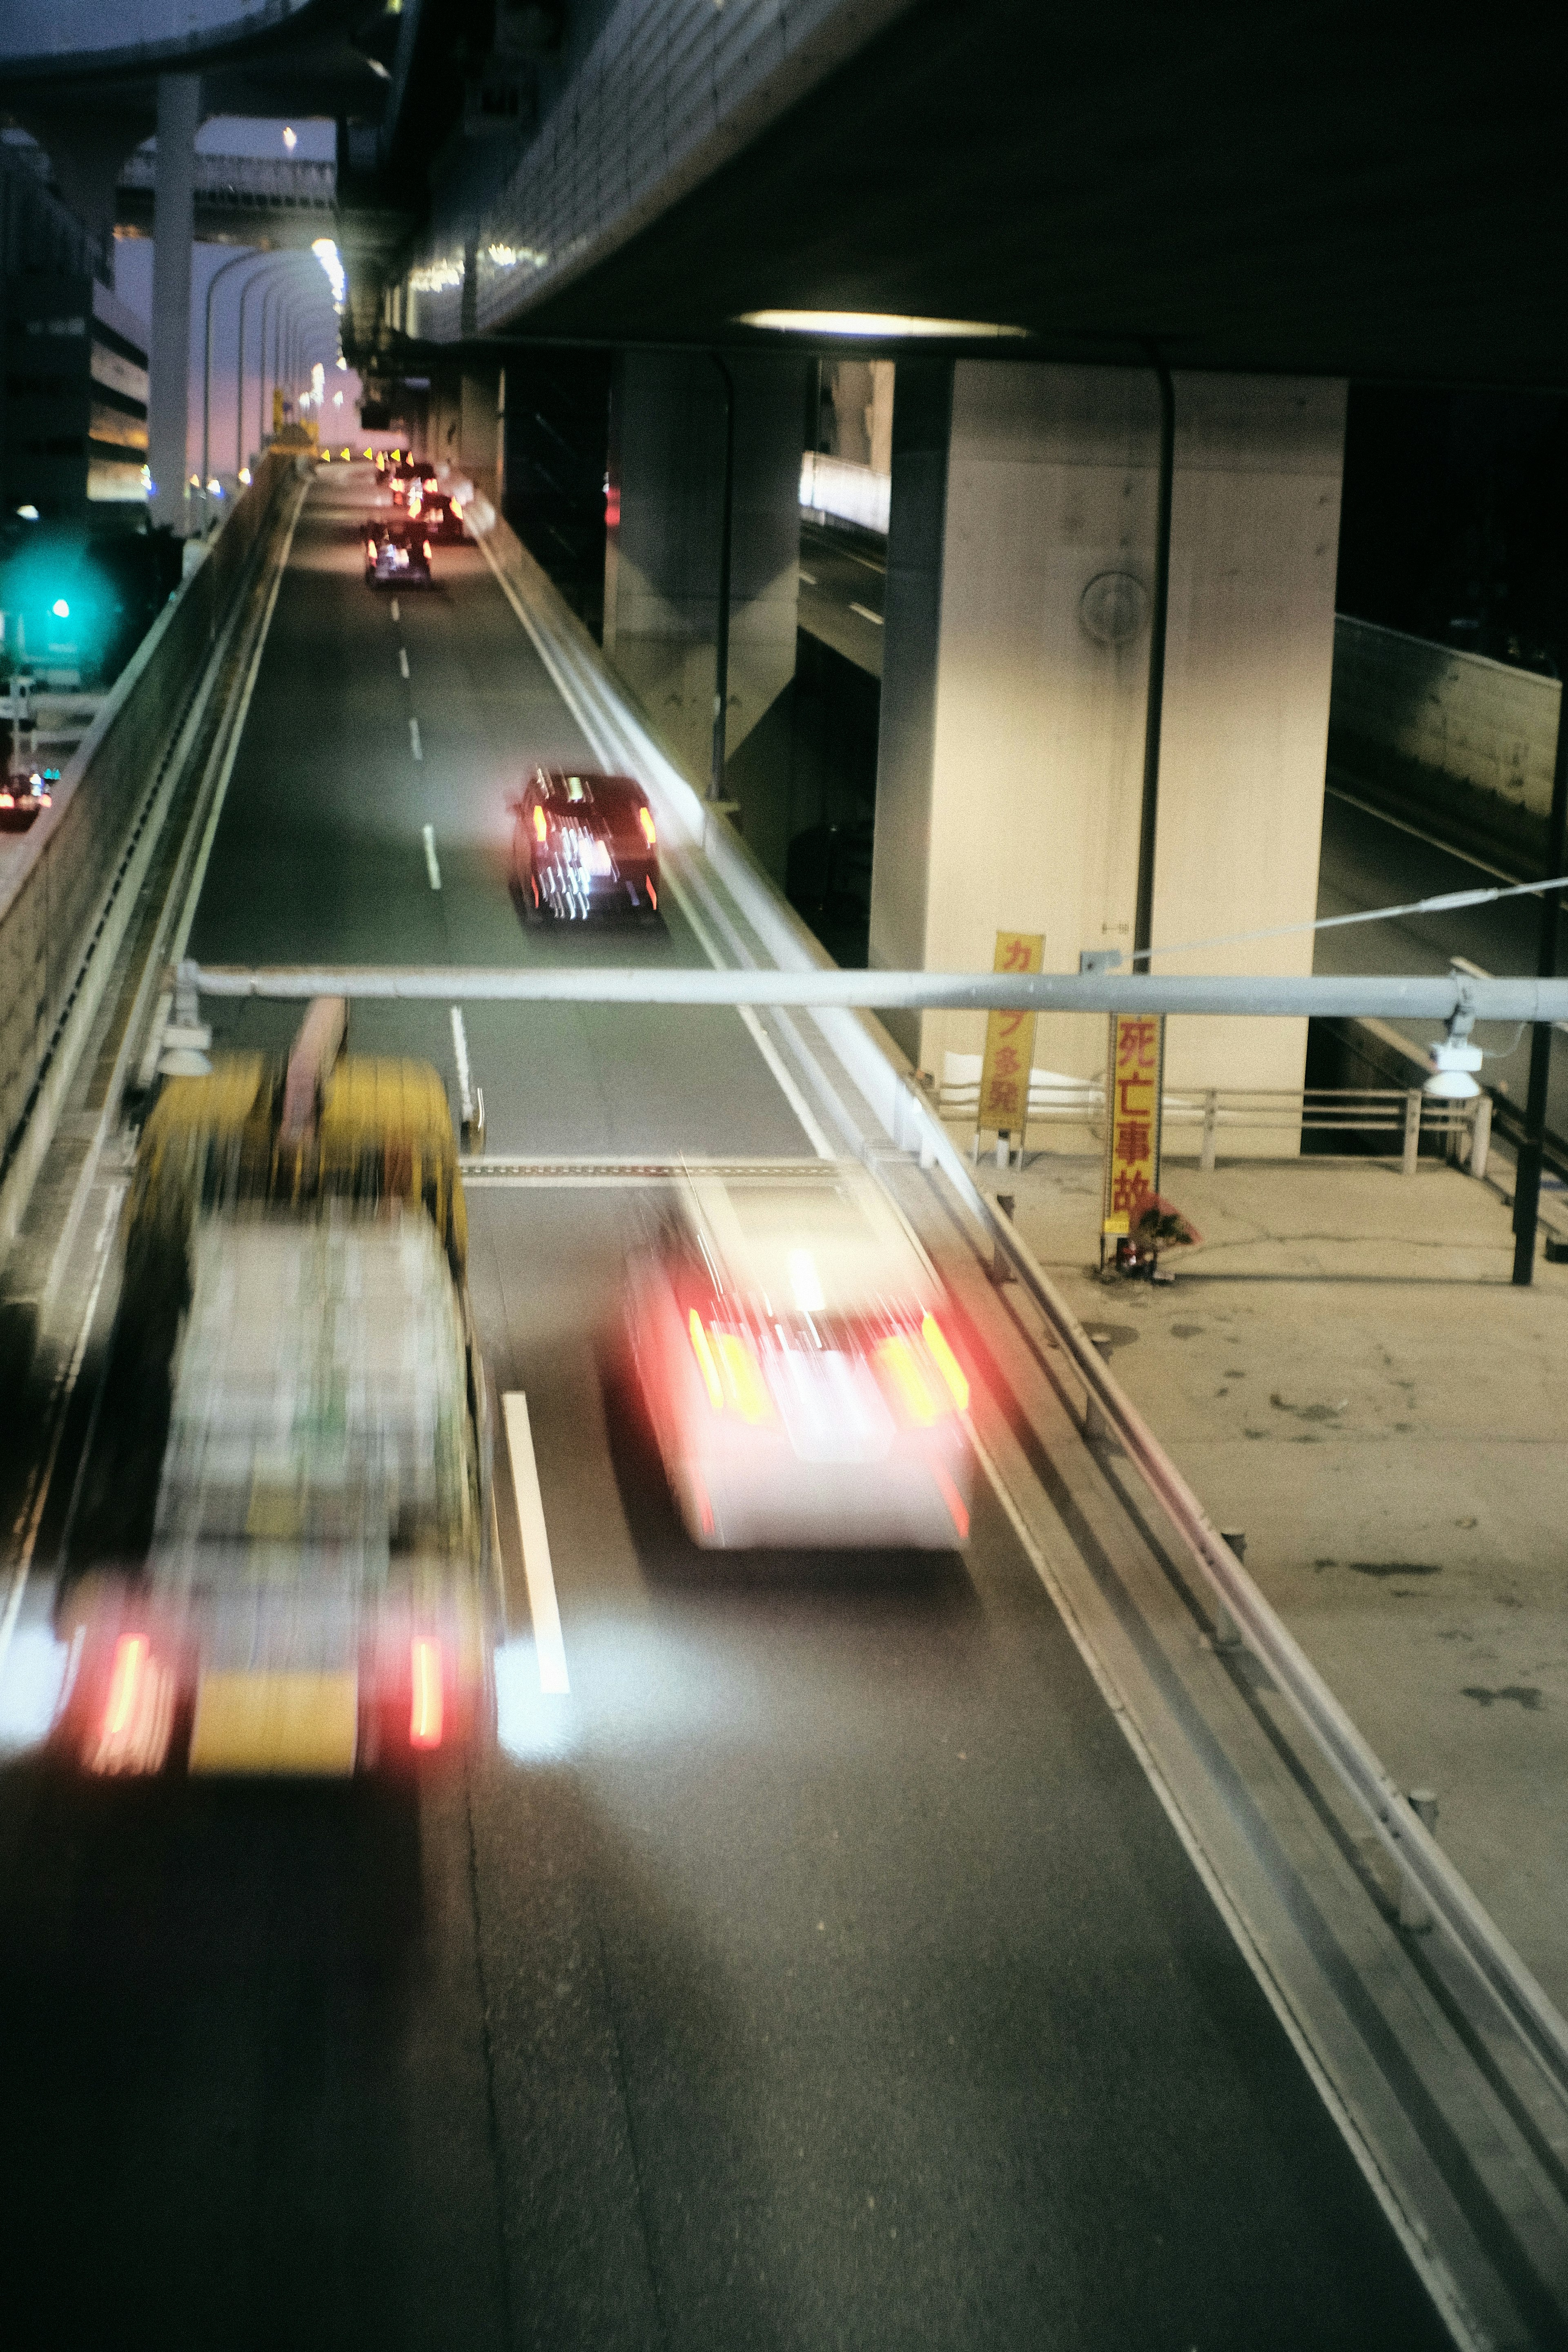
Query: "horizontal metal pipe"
177 959 1568 1024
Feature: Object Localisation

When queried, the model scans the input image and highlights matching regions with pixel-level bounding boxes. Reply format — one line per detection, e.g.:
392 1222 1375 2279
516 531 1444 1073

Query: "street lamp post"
238 258 296 475
202 250 269 534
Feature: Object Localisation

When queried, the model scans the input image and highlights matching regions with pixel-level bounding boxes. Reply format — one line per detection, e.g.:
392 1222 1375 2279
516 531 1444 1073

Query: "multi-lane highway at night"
0 470 1487 2348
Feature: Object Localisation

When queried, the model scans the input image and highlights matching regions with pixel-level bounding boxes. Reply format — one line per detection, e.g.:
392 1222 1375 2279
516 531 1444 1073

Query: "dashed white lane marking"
390 596 400 621
398 646 409 679
849 601 884 626
421 824 441 889
797 566 817 584
501 1392 570 1694
409 716 423 761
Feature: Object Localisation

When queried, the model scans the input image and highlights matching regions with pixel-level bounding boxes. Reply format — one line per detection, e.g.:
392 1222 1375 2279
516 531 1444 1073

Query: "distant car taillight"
921 1312 970 1411
410 1638 444 1749
687 1310 774 1423
638 806 657 849
422 540 432 559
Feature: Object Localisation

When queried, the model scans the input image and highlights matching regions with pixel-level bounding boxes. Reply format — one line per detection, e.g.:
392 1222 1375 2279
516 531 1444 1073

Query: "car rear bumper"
673 1442 971 1551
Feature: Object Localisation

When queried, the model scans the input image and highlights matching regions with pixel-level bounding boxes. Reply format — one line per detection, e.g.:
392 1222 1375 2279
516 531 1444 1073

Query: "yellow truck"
55 1017 495 1777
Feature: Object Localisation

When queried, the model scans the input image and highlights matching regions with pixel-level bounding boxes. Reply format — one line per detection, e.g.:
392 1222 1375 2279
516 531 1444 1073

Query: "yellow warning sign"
1101 1012 1165 1236
978 931 1044 1136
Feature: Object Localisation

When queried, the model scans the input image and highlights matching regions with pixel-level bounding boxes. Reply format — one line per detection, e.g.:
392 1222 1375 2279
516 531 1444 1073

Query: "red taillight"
0 793 13 809
103 1635 147 1742
89 1633 172 1776
876 1332 947 1426
422 540 432 559
532 804 548 844
687 1311 774 1423
646 879 657 909
921 1312 970 1412
410 1638 444 1749
638 806 657 849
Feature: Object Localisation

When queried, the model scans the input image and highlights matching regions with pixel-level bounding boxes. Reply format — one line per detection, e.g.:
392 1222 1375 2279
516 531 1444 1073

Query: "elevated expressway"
1 464 1566 2348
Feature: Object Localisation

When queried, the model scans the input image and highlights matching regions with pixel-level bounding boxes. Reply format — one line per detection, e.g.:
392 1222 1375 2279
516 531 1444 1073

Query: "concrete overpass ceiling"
479 2 1568 388
1 0 391 120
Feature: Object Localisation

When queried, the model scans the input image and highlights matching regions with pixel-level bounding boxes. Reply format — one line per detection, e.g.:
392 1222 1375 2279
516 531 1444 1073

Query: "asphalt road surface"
0 472 1451 2350
797 520 884 679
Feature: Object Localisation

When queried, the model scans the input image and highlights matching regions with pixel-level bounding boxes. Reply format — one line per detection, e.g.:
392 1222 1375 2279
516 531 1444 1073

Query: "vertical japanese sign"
978 931 1044 1136
1101 1012 1165 1236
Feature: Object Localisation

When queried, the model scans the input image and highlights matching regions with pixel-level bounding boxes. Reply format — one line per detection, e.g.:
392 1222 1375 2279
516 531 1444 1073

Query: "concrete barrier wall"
0 450 292 1208
1329 613 1561 858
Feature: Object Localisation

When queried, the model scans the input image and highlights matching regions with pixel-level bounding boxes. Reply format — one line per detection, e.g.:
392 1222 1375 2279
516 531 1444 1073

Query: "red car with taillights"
510 766 661 922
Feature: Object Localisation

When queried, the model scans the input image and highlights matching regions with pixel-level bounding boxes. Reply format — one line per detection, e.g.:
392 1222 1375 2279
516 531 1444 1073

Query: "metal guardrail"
0 450 294 1247
932 1076 1491 1176
117 153 336 207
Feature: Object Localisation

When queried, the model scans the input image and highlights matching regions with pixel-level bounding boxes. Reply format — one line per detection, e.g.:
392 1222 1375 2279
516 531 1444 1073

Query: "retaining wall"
1328 613 1561 862
0 450 293 1219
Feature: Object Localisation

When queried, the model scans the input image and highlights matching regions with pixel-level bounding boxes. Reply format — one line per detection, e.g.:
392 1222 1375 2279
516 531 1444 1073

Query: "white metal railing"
930 1054 1493 1178
800 452 891 535
118 153 336 206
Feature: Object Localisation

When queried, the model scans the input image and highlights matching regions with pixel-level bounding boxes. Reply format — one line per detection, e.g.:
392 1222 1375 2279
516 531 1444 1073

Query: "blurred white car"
626 1163 973 1550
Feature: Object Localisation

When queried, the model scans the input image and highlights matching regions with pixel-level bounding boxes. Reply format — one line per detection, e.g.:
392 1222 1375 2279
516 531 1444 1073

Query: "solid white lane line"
849 601 884 626
422 824 441 889
450 1006 473 1118
390 597 400 621
409 716 423 761
1324 783 1526 890
399 646 409 679
501 1392 569 1693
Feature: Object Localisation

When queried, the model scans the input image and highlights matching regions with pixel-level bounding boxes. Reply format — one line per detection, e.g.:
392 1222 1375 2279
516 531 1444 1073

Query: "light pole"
237 257 298 474
201 249 267 533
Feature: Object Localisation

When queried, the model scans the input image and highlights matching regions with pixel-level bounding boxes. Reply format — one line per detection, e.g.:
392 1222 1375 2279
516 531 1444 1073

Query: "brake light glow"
410 1639 444 1748
89 1633 173 1776
646 880 657 909
638 806 657 849
876 1333 944 1425
921 1313 969 1411
688 1311 774 1422
103 1635 148 1743
935 1465 970 1541
689 1310 722 1408
532 804 548 843
423 540 432 559
0 793 12 810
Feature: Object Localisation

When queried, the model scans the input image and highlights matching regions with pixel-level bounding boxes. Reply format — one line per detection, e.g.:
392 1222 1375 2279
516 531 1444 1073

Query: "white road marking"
501 1392 570 1693
390 596 400 621
1324 783 1526 890
422 823 441 889
797 567 817 585
849 601 884 626
450 1006 474 1120
398 646 409 679
409 716 423 761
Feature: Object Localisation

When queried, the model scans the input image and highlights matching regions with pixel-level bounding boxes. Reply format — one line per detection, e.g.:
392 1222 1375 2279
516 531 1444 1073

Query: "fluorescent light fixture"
738 309 1028 340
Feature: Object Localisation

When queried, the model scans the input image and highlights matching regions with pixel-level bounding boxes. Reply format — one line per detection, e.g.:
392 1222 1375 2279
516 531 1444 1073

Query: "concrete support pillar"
870 359 1345 1118
149 74 200 532
459 366 501 503
604 352 805 873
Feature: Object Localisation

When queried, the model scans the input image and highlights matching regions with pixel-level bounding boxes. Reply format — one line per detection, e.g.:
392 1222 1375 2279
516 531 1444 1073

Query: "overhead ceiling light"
737 310 1028 340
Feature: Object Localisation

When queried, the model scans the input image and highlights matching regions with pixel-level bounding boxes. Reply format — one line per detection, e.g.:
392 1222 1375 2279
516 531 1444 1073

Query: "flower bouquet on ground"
1114 1193 1203 1278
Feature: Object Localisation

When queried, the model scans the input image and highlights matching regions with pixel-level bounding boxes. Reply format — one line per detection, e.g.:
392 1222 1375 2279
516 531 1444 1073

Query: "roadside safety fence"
0 448 294 1246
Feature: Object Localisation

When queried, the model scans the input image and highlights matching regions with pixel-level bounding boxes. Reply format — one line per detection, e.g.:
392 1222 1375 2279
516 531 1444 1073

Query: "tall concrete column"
459 366 501 503
148 74 200 532
870 359 1345 1120
604 352 805 876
